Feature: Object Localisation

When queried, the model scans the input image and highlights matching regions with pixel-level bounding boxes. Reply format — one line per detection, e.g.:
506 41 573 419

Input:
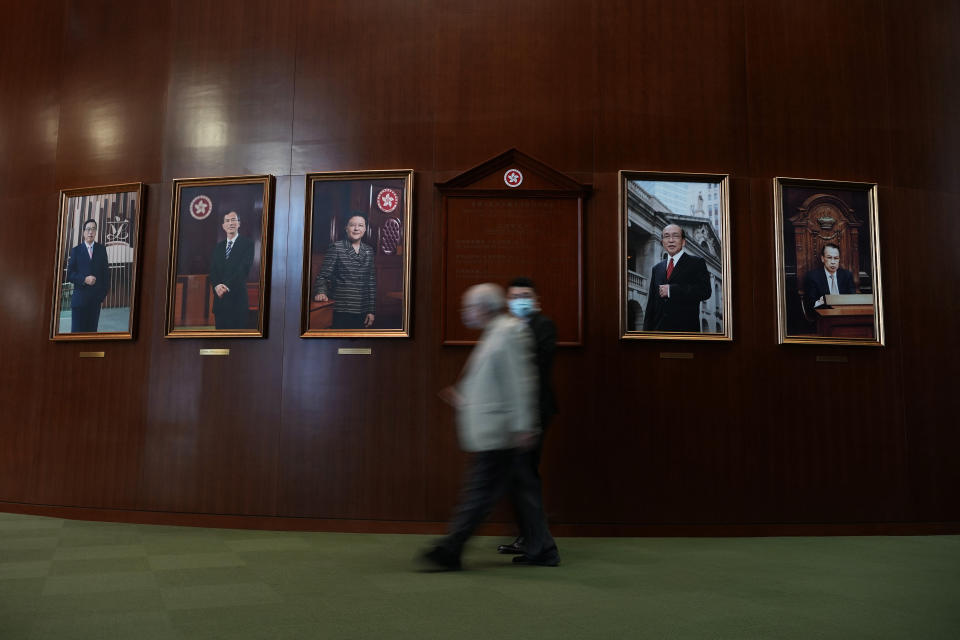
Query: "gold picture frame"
301 170 414 338
50 183 146 341
619 171 733 341
164 175 274 338
774 177 884 346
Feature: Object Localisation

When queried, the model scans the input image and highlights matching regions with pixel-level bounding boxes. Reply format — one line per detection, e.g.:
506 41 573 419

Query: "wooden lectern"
815 294 875 339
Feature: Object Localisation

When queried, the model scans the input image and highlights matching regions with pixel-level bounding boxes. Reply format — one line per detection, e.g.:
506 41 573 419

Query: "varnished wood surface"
0 0 957 533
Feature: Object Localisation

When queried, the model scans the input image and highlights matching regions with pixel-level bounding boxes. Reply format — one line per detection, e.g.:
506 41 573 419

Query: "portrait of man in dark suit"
208 211 255 330
65 218 110 332
643 223 711 332
803 242 856 312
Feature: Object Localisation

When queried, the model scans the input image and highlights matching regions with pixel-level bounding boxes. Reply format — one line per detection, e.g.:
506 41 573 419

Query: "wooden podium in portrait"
437 149 591 345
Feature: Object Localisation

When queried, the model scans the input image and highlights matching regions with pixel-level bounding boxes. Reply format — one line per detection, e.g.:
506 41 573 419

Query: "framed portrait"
774 177 884 346
301 170 413 338
619 171 732 341
50 183 146 341
164 175 274 338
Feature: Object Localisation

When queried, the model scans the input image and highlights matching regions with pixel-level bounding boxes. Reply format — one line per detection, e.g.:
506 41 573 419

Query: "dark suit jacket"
643 253 711 332
803 267 855 311
527 312 557 424
66 242 109 309
209 235 255 329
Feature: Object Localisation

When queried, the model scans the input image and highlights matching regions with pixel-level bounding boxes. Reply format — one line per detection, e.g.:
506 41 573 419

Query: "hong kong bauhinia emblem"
189 195 213 220
376 188 400 213
504 169 523 188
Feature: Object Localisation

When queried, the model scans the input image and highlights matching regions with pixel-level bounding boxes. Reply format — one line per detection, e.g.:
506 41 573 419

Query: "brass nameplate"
338 348 372 355
79 351 105 358
816 355 848 363
200 349 230 356
660 352 694 360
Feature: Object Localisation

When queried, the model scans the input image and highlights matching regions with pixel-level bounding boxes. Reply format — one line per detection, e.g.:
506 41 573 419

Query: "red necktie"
666 257 674 280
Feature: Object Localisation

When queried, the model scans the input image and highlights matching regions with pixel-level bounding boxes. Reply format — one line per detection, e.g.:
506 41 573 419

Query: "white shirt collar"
667 248 685 264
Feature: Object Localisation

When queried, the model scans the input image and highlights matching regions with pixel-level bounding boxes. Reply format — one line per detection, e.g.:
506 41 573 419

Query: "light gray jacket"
456 314 539 452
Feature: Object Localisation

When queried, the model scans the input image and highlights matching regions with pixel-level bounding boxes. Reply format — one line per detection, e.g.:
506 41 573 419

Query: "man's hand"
513 432 538 451
214 284 229 298
658 284 670 298
314 293 328 302
84 275 96 286
363 313 375 328
438 386 462 408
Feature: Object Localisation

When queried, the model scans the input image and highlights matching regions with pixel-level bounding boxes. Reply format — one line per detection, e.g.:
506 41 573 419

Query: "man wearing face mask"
497 277 558 557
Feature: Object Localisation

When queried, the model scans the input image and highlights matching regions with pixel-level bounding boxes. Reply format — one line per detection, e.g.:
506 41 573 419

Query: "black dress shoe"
419 546 462 571
497 536 525 554
512 549 560 567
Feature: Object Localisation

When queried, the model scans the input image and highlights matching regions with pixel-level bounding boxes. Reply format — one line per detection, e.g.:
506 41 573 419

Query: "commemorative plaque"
437 149 590 345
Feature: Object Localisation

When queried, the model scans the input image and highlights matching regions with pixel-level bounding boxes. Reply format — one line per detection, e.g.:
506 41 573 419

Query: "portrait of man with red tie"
642 223 712 332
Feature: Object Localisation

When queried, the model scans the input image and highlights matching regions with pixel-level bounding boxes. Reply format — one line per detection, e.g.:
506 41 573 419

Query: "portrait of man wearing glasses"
208 211 254 330
642 223 711 332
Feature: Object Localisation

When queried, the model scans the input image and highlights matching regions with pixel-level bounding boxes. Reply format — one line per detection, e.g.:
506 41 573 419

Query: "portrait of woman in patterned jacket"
312 214 376 329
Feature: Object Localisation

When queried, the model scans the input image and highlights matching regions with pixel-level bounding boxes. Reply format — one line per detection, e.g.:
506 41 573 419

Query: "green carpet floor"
0 511 957 639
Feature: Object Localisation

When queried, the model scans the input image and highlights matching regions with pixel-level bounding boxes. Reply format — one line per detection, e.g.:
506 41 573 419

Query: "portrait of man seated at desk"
803 243 856 312
777 179 883 344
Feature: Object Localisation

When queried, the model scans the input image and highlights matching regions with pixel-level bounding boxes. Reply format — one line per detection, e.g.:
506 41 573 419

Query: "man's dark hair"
821 242 840 256
508 277 537 291
82 218 97 229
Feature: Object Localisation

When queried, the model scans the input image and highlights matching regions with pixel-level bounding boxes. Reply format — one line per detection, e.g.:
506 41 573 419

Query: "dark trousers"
509 413 551 534
332 311 364 329
439 449 557 559
213 295 249 330
70 304 101 332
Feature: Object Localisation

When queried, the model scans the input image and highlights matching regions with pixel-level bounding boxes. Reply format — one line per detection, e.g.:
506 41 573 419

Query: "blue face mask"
508 298 535 318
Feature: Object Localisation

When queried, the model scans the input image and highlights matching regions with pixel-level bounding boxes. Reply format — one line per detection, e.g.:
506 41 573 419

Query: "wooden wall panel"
883 0 960 194
0 1 66 504
891 188 960 522
162 0 297 179
744 0 895 183
55 0 170 187
432 0 595 176
596 0 749 174
0 0 957 532
291 0 437 173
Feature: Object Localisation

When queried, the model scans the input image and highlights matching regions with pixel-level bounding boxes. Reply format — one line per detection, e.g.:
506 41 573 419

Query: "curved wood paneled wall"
1 0 957 533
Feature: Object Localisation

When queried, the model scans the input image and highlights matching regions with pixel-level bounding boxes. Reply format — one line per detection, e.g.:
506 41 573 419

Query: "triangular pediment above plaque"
436 148 592 195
